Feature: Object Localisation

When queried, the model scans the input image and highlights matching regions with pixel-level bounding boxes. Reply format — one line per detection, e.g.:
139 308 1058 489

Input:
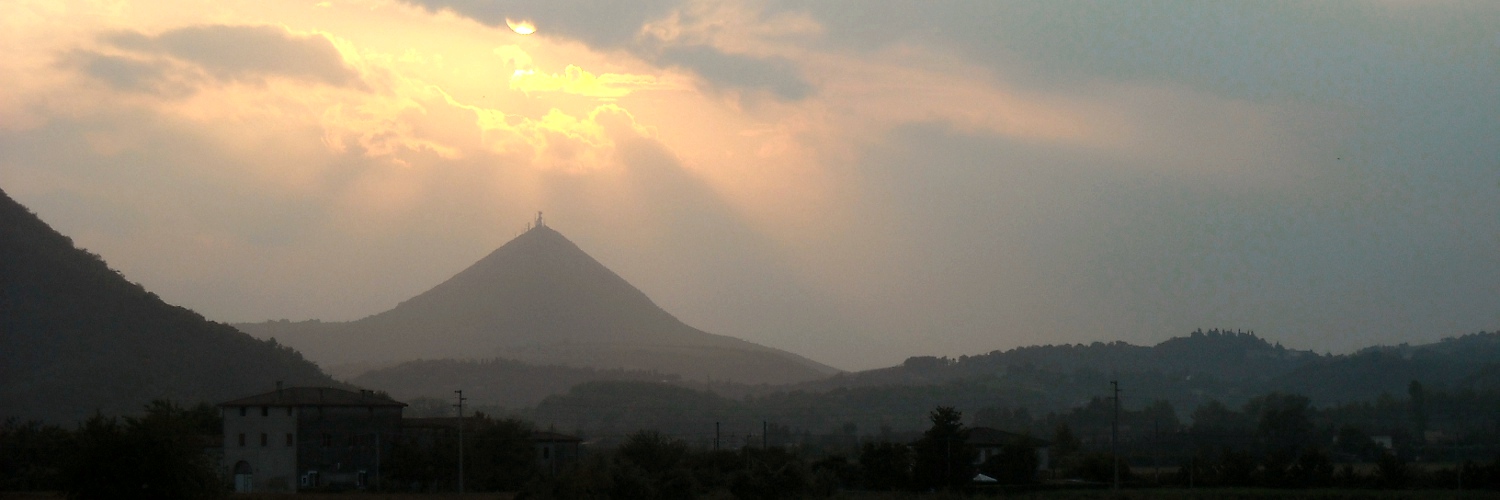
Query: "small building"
967 427 1051 472
399 417 582 474
220 384 405 493
532 430 582 475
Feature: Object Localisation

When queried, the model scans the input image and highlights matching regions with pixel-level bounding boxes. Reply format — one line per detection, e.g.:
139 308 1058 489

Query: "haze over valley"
3 1 1496 373
6 2 1500 496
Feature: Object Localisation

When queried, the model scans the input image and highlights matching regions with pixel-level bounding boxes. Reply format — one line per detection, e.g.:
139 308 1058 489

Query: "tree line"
6 389 1500 497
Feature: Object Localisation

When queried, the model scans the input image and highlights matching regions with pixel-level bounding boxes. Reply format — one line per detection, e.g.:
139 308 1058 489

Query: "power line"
454 389 466 494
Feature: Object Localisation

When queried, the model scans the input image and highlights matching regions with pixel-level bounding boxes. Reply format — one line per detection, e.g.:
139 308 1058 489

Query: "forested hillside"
503 329 1500 450
351 358 685 408
0 188 335 423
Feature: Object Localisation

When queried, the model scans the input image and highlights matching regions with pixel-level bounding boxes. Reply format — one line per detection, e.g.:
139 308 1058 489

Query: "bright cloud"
2 0 1495 369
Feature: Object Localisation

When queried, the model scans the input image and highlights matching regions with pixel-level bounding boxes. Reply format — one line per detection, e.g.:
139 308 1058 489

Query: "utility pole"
1111 380 1120 491
715 422 720 451
946 437 953 489
762 421 768 449
454 390 466 494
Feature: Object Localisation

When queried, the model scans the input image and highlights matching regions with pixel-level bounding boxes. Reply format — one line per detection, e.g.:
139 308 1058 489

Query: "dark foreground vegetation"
0 187 335 424
6 399 1500 499
0 400 223 499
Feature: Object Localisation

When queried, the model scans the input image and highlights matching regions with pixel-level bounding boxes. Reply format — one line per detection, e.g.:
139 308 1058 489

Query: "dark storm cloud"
400 0 815 100
400 0 678 48
68 52 197 97
784 1 1500 107
99 25 361 88
659 46 811 100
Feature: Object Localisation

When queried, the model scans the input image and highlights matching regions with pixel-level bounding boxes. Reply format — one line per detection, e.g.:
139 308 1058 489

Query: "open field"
831 491 1492 500
2 490 1493 499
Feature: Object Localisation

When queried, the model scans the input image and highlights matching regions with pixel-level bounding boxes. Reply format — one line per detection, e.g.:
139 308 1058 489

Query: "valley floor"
1 489 1490 499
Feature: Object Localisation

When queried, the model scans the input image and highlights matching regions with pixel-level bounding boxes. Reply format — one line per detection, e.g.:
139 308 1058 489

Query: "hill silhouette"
0 188 335 423
350 357 683 408
802 329 1317 391
237 219 838 385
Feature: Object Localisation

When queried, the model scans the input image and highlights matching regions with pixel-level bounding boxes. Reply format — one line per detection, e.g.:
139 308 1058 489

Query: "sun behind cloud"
506 18 536 35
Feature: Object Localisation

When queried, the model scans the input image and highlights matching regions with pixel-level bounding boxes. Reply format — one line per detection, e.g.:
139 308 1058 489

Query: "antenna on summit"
534 211 545 228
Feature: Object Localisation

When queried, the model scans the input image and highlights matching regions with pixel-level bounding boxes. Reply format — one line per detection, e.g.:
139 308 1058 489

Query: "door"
232 461 253 492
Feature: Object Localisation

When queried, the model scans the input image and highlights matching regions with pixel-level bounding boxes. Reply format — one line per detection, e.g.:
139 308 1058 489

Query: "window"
238 433 246 447
239 407 246 417
286 407 293 416
542 446 550 459
260 433 268 447
286 433 294 446
261 406 268 417
322 433 332 447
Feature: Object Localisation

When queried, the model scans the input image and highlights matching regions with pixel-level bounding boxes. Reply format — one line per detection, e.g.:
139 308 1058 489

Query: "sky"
2 0 1497 371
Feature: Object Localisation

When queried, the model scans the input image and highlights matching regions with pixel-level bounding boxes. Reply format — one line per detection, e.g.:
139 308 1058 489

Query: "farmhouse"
220 384 405 493
967 427 1051 472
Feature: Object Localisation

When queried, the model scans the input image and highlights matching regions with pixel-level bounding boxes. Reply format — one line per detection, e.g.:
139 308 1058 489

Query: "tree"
1409 380 1428 443
464 417 539 491
0 419 71 491
911 406 976 491
1051 422 1081 459
728 447 812 500
610 431 694 499
63 401 224 499
979 436 1039 484
1248 393 1316 457
1376 451 1408 489
1288 447 1334 488
1334 425 1380 461
858 441 911 490
1191 400 1253 437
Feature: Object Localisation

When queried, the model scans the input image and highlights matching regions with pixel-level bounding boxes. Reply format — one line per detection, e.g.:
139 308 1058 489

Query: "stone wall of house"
222 405 299 492
296 406 403 488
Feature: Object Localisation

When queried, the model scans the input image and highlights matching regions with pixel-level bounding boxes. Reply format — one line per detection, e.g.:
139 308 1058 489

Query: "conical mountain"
240 221 839 384
0 187 335 423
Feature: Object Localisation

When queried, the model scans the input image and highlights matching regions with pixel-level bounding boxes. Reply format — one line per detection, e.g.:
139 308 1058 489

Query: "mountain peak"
242 218 839 384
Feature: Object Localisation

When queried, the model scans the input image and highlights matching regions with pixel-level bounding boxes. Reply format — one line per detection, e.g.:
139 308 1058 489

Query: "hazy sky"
3 0 1497 370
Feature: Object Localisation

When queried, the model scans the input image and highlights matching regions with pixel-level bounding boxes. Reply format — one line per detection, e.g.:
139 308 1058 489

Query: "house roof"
532 430 582 443
401 417 466 429
218 387 406 407
967 427 1051 447
399 418 581 442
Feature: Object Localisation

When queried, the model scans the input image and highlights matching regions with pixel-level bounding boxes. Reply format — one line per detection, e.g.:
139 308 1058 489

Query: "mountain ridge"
0 187 336 423
237 222 838 384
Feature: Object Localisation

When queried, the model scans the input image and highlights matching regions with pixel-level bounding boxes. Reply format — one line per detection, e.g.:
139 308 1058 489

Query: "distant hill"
771 329 1500 421
803 329 1318 391
0 188 335 423
350 358 684 408
517 331 1500 441
1268 331 1500 403
237 220 838 385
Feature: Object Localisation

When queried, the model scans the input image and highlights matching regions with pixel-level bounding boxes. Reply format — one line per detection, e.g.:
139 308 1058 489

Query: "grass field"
1 489 1490 499
829 490 1491 500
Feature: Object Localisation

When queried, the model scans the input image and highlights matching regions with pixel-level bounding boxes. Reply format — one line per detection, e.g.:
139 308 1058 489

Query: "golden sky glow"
506 18 535 35
3 0 1495 369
